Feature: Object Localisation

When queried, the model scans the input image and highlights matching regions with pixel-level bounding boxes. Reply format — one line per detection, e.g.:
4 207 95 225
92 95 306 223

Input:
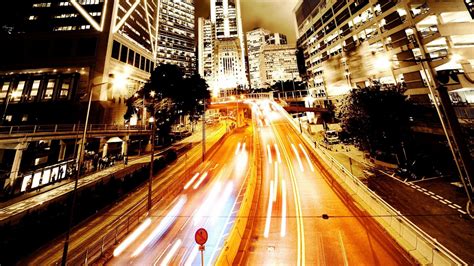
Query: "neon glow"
131 196 187 257
113 218 151 257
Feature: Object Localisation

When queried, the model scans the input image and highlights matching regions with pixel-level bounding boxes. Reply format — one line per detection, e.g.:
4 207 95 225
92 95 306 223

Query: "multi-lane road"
241 101 414 265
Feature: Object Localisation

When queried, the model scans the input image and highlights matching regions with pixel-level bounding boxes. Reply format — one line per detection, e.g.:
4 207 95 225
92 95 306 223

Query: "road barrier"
214 110 260 265
275 102 467 266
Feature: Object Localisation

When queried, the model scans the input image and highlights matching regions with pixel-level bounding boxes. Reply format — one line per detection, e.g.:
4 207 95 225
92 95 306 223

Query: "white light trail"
273 163 278 202
241 142 246 153
132 197 186 257
184 245 199 266
291 144 304 172
193 172 208 190
184 173 200 190
264 180 274 238
113 218 151 257
281 180 287 237
299 144 315 172
235 142 241 155
211 182 234 225
274 144 282 164
267 144 272 164
160 239 182 266
194 182 223 225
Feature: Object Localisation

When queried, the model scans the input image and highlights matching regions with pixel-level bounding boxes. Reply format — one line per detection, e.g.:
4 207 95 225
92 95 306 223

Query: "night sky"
195 0 299 43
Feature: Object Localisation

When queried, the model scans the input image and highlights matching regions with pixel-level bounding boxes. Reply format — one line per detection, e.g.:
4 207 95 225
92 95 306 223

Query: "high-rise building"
246 28 299 89
156 0 196 76
294 0 474 104
0 0 196 125
198 0 247 95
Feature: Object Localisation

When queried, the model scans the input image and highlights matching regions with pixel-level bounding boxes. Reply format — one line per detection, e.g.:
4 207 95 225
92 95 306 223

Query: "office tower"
156 0 196 76
246 28 299 89
198 0 247 95
294 0 474 104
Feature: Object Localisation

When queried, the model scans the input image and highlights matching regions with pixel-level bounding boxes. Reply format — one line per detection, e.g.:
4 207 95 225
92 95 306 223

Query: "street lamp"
148 90 156 213
62 73 128 265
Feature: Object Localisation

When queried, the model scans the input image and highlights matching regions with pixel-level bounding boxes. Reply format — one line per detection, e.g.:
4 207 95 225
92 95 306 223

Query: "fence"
274 101 467 266
0 124 150 136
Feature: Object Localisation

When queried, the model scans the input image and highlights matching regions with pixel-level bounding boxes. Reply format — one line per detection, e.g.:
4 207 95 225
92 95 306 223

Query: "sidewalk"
0 121 226 223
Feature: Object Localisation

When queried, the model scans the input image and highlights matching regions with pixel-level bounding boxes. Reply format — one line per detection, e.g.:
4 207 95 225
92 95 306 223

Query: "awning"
107 137 123 143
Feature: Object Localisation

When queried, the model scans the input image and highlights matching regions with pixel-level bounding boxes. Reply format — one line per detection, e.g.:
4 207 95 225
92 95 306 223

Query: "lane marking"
338 231 349 266
281 179 287 237
453 204 461 209
184 172 200 190
291 143 305 172
274 143 282 164
193 172 209 190
449 204 457 209
113 218 151 257
458 209 467 215
273 163 278 202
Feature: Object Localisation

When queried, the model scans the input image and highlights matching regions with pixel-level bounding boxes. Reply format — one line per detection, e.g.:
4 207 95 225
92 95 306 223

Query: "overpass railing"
274 89 309 100
0 124 150 136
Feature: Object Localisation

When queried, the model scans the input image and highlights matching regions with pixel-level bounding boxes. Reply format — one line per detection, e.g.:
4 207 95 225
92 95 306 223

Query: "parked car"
324 130 339 144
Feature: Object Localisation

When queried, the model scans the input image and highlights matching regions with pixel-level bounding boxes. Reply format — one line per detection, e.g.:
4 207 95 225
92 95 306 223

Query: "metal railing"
274 101 467 265
0 124 150 136
275 89 310 100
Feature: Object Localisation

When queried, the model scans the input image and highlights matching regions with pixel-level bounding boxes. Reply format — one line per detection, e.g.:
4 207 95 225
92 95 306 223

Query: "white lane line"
299 144 315 172
458 209 467 215
193 172 209 190
440 200 449 205
158 239 182 266
449 204 457 209
264 180 274 238
235 142 241 155
291 143 304 172
427 191 435 195
430 195 438 200
416 188 424 192
274 143 282 164
184 172 200 190
281 180 287 238
423 192 430 196
453 204 462 209
419 188 427 192
273 163 278 202
444 199 452 204
267 144 273 164
435 195 443 199
338 231 349 266
113 218 151 257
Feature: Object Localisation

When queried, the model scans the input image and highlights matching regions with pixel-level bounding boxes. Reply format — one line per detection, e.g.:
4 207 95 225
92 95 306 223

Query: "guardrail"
273 101 467 266
0 124 150 135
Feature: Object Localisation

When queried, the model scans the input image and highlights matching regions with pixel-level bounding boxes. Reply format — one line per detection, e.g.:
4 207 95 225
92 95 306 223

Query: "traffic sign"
195 228 208 245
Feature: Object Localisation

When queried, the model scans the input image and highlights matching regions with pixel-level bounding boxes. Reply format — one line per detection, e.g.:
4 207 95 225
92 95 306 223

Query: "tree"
124 64 210 144
337 83 412 163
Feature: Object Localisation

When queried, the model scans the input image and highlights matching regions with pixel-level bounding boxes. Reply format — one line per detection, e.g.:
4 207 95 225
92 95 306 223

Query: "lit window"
28 16 38 20
12 81 25 102
59 79 70 99
0 82 10 101
30 80 41 101
43 80 55 100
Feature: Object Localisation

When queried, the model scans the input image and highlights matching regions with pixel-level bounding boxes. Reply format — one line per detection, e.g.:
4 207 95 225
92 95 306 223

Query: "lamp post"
62 73 128 265
148 90 156 213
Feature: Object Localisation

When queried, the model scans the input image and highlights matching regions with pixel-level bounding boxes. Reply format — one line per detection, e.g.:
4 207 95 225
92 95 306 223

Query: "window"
30 80 41 101
120 45 128 62
43 80 55 100
59 79 70 99
134 52 140 68
128 49 135 65
0 82 10 101
12 81 25 102
112 41 120 59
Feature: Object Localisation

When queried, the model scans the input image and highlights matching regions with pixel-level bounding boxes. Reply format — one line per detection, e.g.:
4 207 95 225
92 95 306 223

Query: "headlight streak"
158 239 182 266
281 179 287 238
273 163 278 203
184 172 200 190
274 143 282 164
113 218 151 257
211 182 234 225
264 180 274 238
184 245 199 266
131 196 187 257
267 144 272 164
291 143 305 172
299 144 315 172
193 172 209 190
194 182 223 225
235 142 241 155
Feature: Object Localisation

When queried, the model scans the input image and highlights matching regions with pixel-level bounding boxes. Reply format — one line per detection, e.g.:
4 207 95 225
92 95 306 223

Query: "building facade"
156 0 196 76
198 0 247 95
294 0 474 104
246 28 299 89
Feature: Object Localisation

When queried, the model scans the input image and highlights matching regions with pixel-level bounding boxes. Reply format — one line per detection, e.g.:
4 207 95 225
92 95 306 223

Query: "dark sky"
195 0 299 44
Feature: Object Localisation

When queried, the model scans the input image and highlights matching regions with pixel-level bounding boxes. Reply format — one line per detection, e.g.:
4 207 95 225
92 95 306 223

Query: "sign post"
195 228 208 266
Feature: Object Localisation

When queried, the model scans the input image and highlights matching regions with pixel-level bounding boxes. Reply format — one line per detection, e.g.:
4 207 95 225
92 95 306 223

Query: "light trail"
194 182 223 225
184 245 199 266
274 143 282 164
131 196 187 257
299 144 315 172
267 144 272 164
113 218 151 257
281 180 287 237
193 172 208 190
211 182 234 225
241 142 246 153
291 143 305 172
264 180 274 238
273 163 278 202
235 142 241 155
159 239 182 266
184 173 200 190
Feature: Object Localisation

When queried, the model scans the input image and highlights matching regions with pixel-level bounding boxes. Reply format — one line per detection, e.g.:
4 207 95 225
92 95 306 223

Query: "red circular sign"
195 228 208 245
